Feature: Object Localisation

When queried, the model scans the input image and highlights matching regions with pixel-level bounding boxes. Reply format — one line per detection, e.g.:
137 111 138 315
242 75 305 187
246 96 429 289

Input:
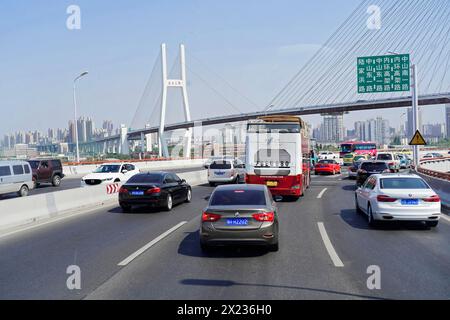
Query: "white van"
0 160 34 197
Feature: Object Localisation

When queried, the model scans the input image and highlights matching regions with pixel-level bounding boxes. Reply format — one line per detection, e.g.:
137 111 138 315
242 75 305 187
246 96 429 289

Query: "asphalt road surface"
0 166 205 200
0 170 449 299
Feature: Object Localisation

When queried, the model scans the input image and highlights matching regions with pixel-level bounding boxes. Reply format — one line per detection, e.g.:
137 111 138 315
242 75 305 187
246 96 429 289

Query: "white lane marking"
440 214 450 223
118 221 187 266
317 222 344 268
317 188 328 199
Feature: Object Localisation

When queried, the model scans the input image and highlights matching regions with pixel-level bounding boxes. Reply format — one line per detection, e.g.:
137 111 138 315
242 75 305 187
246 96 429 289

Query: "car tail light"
252 212 275 222
377 195 397 202
382 169 391 173
202 212 221 222
423 195 440 202
119 187 128 194
145 187 161 194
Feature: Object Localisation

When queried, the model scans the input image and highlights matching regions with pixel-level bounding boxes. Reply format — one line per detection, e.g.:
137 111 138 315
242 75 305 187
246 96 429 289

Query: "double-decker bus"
340 141 378 158
245 115 311 199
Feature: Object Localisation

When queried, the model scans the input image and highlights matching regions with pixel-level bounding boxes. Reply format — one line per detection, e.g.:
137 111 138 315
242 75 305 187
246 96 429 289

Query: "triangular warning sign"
409 130 427 146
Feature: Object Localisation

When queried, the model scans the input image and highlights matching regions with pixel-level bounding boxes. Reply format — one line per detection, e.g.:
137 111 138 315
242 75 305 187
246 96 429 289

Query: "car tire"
164 194 173 211
200 242 211 253
426 221 438 228
268 242 279 252
367 205 378 228
18 185 29 197
120 204 132 213
209 182 215 187
114 179 121 183
52 175 61 187
185 188 192 203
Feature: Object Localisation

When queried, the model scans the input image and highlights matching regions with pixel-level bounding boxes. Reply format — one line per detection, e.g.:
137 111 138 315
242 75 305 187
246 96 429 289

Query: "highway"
1 170 449 300
0 166 205 200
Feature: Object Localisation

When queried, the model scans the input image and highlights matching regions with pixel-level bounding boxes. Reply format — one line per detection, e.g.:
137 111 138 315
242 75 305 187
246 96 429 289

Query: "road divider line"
317 188 328 199
118 221 187 266
317 222 344 268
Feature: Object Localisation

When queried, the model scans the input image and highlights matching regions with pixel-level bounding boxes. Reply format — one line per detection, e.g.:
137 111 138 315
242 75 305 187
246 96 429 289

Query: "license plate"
266 181 278 187
131 191 144 196
401 199 419 205
226 218 248 226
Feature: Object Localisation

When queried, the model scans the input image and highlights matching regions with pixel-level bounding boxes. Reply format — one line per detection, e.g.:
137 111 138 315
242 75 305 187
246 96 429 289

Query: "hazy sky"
0 0 446 136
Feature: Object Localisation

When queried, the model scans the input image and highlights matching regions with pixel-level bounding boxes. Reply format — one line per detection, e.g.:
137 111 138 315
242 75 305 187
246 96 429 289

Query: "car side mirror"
204 165 209 169
180 179 186 184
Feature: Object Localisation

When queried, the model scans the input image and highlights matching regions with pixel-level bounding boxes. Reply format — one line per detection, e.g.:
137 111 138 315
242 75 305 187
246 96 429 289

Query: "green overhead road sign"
357 54 410 93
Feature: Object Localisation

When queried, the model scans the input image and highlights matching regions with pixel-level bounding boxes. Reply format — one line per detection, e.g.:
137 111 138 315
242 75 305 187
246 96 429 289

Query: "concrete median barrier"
0 170 207 232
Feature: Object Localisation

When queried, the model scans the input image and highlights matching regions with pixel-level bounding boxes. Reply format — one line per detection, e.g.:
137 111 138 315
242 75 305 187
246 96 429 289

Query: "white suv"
208 159 246 187
81 163 140 186
376 152 400 172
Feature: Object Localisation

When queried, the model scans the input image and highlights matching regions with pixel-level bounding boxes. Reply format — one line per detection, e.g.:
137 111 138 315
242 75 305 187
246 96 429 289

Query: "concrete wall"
0 170 207 232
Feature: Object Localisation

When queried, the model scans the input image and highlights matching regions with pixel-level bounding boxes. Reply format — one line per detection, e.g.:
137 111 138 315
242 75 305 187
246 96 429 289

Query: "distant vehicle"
356 161 390 187
348 161 363 180
118 172 191 212
315 159 341 175
27 159 64 188
422 153 444 159
376 152 401 172
81 163 140 186
245 115 311 200
343 153 356 166
0 160 34 197
340 141 377 158
353 154 370 162
200 184 279 252
203 156 234 169
208 159 246 187
355 174 441 227
396 154 411 169
318 151 339 160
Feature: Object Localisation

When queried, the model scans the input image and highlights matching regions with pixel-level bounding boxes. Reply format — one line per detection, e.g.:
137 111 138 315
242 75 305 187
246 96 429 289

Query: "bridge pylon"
158 43 192 159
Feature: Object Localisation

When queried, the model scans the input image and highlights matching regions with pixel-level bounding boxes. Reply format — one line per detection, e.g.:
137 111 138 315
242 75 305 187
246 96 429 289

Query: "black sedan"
356 161 390 187
118 172 192 212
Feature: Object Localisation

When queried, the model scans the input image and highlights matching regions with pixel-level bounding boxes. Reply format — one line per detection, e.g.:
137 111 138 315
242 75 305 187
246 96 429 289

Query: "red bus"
340 141 378 158
245 116 311 199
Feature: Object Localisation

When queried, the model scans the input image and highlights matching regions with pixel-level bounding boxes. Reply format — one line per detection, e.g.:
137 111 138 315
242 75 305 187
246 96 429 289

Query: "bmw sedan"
200 184 279 252
355 174 441 227
118 172 192 212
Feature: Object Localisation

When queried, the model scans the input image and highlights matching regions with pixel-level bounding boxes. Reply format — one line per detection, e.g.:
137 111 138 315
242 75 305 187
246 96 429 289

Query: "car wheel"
355 196 363 214
114 179 121 183
209 182 215 187
426 221 438 228
185 188 192 203
367 205 378 228
200 242 211 253
120 204 132 213
164 194 173 211
18 185 29 197
52 175 61 187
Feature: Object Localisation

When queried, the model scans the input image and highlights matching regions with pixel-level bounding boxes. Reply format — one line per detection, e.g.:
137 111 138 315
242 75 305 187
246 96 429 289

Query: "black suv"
356 161 389 187
27 159 65 187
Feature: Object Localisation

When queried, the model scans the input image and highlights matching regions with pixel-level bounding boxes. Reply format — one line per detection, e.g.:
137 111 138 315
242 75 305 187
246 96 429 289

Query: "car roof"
214 184 267 191
371 173 422 179
0 160 30 165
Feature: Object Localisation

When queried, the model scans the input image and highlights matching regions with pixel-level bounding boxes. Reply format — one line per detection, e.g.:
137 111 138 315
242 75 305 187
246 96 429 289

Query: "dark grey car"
200 184 279 252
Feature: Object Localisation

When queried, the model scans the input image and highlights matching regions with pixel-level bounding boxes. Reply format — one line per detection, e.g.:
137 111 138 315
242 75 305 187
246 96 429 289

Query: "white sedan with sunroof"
355 174 441 227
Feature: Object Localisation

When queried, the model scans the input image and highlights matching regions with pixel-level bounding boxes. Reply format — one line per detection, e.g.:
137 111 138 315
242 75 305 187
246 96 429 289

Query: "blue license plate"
401 199 419 205
226 218 248 226
131 191 144 196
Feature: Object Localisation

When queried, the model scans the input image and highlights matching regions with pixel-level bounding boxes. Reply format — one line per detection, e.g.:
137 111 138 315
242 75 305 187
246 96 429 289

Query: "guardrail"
418 156 450 181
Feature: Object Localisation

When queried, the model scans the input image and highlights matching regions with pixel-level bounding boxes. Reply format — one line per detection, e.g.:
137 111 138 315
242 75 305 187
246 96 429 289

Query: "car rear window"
318 160 335 164
51 160 61 168
127 174 162 184
377 154 393 160
360 162 388 171
210 189 266 206
380 178 429 189
210 161 232 170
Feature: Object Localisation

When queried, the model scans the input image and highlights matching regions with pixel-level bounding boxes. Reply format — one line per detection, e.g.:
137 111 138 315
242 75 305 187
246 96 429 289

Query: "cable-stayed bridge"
76 0 450 156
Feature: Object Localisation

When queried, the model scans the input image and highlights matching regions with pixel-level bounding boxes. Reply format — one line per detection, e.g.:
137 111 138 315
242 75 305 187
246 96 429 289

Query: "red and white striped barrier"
106 184 120 194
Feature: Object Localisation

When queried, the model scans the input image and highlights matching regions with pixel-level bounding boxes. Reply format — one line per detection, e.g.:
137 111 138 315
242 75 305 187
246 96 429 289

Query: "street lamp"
73 71 89 163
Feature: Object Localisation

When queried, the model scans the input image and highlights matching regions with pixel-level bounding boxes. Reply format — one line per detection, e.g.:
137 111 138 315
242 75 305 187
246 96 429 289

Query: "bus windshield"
341 144 353 153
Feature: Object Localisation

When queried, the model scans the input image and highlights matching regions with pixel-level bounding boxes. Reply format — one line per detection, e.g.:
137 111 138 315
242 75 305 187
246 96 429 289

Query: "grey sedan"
200 184 279 252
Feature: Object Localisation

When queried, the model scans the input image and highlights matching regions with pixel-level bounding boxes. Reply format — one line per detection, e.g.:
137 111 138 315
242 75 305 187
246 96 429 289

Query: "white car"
208 158 245 186
318 151 343 165
376 152 400 172
81 163 140 187
355 174 441 227
204 156 234 169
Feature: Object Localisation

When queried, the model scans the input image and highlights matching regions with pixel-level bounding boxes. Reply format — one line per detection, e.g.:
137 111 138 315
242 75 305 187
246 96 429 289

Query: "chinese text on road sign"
357 54 410 93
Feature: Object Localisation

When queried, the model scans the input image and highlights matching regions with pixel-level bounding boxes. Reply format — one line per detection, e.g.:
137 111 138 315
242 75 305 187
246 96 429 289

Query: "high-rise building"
85 117 94 142
77 117 87 143
321 114 344 142
446 104 450 138
102 120 114 136
68 121 76 144
406 107 423 138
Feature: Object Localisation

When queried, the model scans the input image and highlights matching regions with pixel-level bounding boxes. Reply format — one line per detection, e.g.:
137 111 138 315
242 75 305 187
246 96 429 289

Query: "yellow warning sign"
409 130 427 146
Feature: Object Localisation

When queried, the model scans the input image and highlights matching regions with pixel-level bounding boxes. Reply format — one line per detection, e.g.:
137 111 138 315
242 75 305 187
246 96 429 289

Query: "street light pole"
73 71 89 163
